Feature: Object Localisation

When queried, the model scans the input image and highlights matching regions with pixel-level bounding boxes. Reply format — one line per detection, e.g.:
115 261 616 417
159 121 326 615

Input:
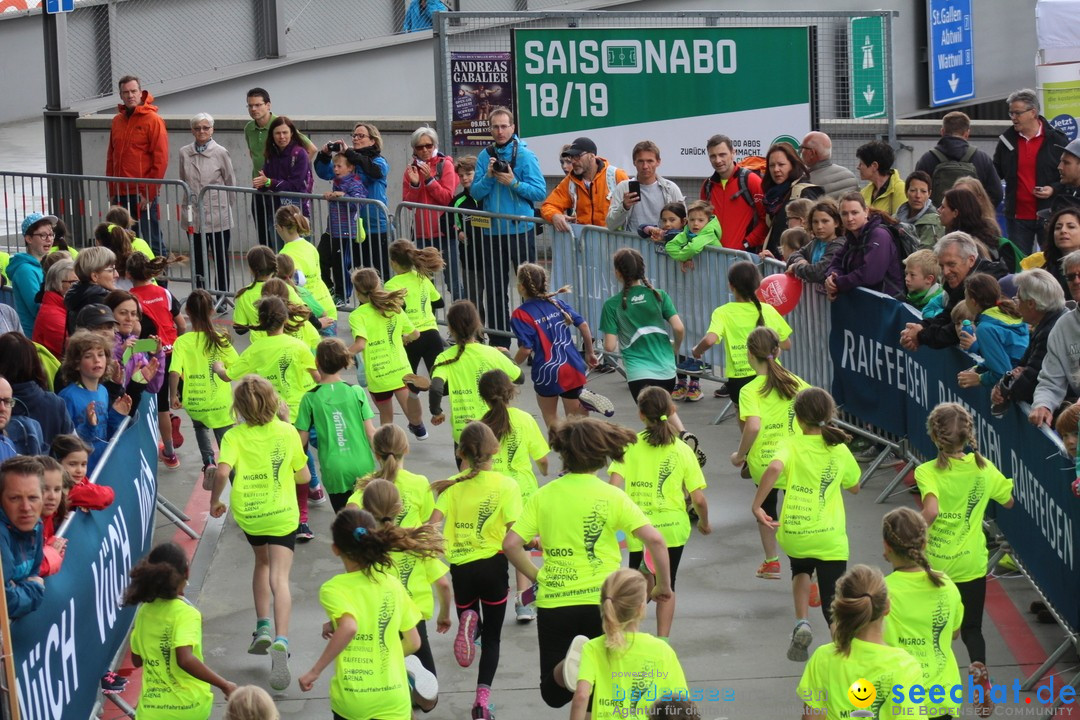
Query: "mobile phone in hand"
628 180 640 195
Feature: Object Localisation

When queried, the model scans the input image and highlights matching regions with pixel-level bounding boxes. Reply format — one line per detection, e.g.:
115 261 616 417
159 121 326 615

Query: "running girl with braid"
511 262 611 428
429 422 522 720
882 507 964 720
915 402 1014 716
231 246 306 342
347 424 435 528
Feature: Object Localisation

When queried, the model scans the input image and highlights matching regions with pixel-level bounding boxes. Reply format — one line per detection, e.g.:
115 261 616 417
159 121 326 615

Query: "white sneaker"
406 654 439 702
578 388 615 417
561 635 589 689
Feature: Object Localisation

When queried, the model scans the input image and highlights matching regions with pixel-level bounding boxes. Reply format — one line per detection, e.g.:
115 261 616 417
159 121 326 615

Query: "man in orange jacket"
541 137 628 232
106 75 169 256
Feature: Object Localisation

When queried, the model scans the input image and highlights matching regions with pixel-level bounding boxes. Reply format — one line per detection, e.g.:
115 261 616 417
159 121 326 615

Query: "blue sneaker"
676 358 709 375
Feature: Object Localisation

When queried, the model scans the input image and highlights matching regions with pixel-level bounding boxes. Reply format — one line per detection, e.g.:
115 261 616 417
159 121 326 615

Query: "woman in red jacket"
402 126 462 299
32 258 76 360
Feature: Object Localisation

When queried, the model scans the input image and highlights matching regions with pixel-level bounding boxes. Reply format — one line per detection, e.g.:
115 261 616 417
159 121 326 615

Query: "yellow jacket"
860 168 906 216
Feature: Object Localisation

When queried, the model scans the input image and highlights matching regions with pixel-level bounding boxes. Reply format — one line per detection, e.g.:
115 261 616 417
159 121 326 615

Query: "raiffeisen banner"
513 27 813 176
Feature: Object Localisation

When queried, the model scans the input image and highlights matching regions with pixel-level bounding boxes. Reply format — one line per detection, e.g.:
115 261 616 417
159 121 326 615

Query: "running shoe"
685 381 703 402
561 635 589 690
159 450 180 470
100 671 128 695
809 581 821 608
201 463 217 492
969 662 993 717
296 522 314 542
675 358 708 375
308 486 327 505
170 413 184 448
471 703 495 720
269 639 291 691
590 362 616 375
455 609 479 667
405 655 439 709
578 388 615 417
248 628 272 655
787 621 813 662
756 560 781 579
671 379 688 401
713 384 730 398
408 422 430 440
679 431 707 467
515 601 536 623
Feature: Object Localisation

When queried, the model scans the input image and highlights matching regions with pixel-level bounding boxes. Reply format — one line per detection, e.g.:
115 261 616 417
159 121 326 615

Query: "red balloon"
756 273 803 315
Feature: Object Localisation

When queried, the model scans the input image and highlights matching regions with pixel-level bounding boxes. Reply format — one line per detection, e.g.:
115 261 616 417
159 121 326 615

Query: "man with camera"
469 107 547 334
606 140 684 232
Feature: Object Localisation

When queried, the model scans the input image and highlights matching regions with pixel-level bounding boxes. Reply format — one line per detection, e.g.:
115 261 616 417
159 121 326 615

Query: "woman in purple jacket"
825 192 904 299
254 116 313 249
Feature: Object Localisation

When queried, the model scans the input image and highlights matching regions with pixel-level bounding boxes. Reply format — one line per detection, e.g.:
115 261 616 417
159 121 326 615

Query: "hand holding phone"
123 337 161 364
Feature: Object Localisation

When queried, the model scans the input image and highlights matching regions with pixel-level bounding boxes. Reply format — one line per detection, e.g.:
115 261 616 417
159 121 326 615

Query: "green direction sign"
850 16 886 119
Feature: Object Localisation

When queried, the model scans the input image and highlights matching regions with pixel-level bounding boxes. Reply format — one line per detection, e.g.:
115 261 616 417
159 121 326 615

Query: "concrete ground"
128 311 1077 720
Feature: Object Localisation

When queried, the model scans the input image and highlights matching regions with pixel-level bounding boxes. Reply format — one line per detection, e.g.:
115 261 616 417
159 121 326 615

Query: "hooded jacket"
7 252 43 335
316 147 390 235
968 308 1030 386
12 379 73 443
542 157 629 227
826 214 904 297
860 168 907 216
1005 306 1068 405
63 280 109 334
665 216 722 261
915 135 1003 207
471 136 547 236
0 505 44 620
106 90 169 201
916 256 1009 348
1032 306 1080 412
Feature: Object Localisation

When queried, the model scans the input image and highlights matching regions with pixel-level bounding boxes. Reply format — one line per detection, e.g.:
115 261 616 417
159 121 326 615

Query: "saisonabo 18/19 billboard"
513 27 812 176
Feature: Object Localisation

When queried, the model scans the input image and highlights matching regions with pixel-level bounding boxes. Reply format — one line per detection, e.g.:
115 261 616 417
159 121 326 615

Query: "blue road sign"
928 0 974 107
45 0 75 13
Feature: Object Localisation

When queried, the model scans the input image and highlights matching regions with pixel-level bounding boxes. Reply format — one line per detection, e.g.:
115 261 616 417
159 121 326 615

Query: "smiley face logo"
848 678 876 709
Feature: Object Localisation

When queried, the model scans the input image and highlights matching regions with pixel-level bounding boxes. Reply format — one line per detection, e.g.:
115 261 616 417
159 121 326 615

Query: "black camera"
492 159 510 174
327 141 344 153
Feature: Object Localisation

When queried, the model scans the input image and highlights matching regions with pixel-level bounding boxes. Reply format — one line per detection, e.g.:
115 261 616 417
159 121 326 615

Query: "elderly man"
801 131 859 198
989 268 1067 414
900 232 1007 350
0 456 45 619
1029 250 1080 427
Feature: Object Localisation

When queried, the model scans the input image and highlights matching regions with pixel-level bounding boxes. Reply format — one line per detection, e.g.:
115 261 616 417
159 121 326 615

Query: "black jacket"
917 256 1008 348
63 281 108 334
993 117 1068 217
1006 306 1069 404
915 135 1003 207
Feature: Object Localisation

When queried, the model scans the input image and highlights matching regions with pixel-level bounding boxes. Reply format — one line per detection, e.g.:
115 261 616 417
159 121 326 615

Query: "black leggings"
450 553 508 688
414 619 436 677
329 492 352 514
628 545 684 589
406 329 446 375
789 557 847 625
536 604 604 707
955 576 987 664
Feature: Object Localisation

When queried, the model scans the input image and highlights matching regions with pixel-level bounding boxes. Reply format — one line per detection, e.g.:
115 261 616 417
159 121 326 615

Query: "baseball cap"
563 137 598 157
1059 138 1080 159
76 304 117 329
22 212 58 236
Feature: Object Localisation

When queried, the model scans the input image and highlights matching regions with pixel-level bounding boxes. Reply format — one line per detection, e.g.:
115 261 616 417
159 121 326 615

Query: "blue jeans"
114 194 165 256
1006 217 1042 256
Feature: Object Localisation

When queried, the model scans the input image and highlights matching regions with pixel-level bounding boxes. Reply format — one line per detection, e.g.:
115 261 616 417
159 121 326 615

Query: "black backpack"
929 146 978 206
884 221 921 262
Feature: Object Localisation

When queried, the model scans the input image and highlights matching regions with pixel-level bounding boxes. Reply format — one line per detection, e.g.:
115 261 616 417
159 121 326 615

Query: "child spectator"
900 249 944 312
784 197 813 230
664 200 721 270
50 219 78 261
956 273 1029 390
36 456 69 576
50 433 115 512
779 227 809 260
1055 404 1080 498
786 200 844 287
57 331 131 467
639 201 687 257
320 150 368 303
452 155 484 310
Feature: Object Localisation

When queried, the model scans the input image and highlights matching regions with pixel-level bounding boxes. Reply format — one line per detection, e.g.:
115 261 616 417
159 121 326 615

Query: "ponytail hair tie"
353 527 368 540
380 517 393 524
660 414 668 422
818 420 827 427
767 354 775 361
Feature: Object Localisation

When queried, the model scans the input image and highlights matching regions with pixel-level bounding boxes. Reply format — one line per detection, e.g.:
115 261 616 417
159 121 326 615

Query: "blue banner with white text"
830 289 1080 631
12 394 158 720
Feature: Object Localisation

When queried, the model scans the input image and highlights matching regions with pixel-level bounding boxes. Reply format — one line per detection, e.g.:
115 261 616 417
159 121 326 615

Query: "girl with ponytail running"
348 424 434 528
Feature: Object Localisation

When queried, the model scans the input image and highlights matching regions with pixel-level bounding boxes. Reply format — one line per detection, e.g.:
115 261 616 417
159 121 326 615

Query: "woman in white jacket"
179 113 236 294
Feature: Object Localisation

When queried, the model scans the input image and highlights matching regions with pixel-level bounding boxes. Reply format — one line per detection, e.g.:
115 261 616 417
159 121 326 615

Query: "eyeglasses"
1066 272 1080 282
490 124 512 131
1008 108 1034 117
61 278 76 286
193 125 212 131
414 143 434 151
96 265 118 275
351 133 369 139
0 398 14 409
246 102 267 109
31 232 55 240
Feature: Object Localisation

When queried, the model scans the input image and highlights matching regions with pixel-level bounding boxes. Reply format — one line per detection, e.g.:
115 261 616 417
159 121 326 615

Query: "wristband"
265 178 271 188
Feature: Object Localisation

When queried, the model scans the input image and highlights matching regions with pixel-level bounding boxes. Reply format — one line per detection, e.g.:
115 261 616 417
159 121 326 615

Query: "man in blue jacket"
469 107 547 336
8 212 57 336
0 455 45 620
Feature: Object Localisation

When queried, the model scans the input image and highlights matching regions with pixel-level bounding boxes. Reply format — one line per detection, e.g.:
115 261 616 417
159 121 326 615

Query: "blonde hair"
352 268 405 317
926 402 986 470
432 422 500 492
231 375 280 426
274 204 311 236
600 568 647 651
830 564 888 656
223 685 279 720
355 424 409 490
73 246 116 282
362 478 403 527
785 197 813 224
903 248 940 278
685 199 714 218
949 301 977 326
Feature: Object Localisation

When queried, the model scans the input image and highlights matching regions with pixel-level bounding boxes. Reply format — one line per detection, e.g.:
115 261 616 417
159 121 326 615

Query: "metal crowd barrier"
195 185 394 305
1 170 194 283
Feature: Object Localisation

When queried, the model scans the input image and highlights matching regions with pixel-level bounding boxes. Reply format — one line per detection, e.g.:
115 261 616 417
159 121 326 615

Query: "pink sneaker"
454 610 479 667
